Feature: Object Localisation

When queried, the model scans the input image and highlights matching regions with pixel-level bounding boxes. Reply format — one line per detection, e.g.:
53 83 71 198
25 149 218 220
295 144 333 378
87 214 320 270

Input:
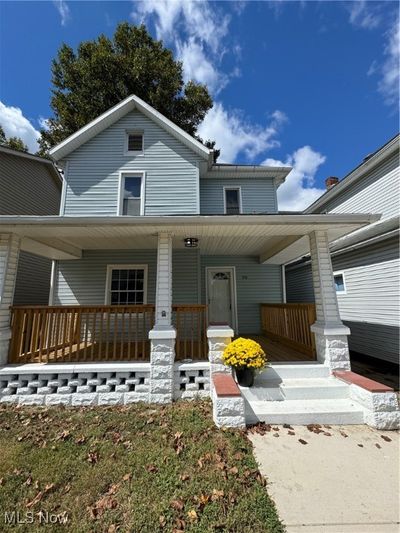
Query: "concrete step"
256 363 330 383
244 398 365 425
241 378 350 402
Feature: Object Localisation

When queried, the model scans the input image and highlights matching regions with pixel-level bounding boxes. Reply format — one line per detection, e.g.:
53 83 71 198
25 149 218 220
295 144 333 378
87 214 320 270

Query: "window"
106 265 147 305
333 272 346 293
224 188 241 214
119 174 144 215
126 132 143 153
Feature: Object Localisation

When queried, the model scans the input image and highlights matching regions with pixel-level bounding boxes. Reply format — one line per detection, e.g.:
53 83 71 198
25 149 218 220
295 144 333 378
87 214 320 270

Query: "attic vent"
127 133 143 152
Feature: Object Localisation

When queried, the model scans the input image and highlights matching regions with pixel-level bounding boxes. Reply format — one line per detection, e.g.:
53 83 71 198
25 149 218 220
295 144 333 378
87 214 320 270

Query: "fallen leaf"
87 451 99 464
187 509 198 521
159 515 166 528
357 444 364 448
211 489 224 501
381 435 392 442
298 439 308 445
283 423 293 429
179 473 190 481
323 432 332 437
339 431 348 438
273 433 279 437
288 430 295 436
229 466 238 476
375 443 382 449
146 464 158 473
170 499 184 511
122 473 132 482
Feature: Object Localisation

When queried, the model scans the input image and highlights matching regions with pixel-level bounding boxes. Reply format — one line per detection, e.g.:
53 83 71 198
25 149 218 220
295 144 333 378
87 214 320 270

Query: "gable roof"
0 145 63 188
305 133 399 213
49 94 213 162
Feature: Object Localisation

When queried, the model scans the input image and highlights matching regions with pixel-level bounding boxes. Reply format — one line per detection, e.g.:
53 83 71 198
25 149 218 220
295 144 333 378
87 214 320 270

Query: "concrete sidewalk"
249 424 399 533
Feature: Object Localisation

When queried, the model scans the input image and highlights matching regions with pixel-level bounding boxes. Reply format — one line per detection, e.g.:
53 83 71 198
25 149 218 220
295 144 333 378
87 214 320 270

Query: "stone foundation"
149 327 176 404
0 364 151 405
173 362 210 400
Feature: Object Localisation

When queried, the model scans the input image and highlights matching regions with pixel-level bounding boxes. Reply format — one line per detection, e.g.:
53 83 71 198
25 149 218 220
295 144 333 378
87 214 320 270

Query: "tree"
0 125 29 152
39 23 217 157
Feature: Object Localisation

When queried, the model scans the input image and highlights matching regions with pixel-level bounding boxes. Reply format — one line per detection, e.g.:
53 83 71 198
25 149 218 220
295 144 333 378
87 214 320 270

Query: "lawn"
0 400 284 532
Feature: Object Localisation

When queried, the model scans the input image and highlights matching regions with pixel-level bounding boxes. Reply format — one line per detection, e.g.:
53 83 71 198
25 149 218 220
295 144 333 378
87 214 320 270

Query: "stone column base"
149 326 176 404
311 323 351 371
0 328 11 366
207 326 234 377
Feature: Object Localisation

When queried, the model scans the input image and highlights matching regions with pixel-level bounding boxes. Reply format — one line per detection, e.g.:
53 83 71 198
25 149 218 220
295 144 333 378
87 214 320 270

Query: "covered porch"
0 213 377 371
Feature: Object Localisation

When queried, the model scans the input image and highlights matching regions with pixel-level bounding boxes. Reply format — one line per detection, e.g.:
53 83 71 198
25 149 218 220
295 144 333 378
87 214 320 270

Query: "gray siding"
200 178 277 214
321 152 399 220
55 249 199 306
201 255 282 334
14 251 52 305
285 263 315 303
0 152 60 215
285 236 400 364
63 110 202 216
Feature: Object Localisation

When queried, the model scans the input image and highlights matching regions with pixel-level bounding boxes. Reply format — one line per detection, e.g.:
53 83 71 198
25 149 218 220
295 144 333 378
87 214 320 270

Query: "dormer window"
125 131 143 154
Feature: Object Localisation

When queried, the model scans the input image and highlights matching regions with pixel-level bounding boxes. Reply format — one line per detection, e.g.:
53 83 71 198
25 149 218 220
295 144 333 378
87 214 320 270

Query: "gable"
49 94 211 162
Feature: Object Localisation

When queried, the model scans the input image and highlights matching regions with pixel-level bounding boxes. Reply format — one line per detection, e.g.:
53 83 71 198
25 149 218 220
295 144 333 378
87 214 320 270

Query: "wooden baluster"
113 307 118 360
127 307 132 360
105 308 110 360
91 309 97 361
135 308 139 359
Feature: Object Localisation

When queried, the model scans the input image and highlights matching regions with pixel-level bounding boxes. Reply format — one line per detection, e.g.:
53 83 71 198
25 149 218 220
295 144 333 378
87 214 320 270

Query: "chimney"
325 176 339 190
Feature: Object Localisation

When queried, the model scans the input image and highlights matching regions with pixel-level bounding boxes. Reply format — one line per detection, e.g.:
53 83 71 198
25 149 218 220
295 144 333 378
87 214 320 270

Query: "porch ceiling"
0 214 379 264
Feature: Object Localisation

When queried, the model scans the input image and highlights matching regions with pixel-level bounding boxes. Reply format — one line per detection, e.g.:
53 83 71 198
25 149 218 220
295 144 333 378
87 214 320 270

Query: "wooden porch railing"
8 304 208 364
8 305 155 364
260 303 316 357
172 304 208 361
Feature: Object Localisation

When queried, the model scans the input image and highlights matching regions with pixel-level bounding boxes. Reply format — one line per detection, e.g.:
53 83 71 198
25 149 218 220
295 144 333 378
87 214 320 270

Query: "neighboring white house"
0 95 397 429
286 134 399 366
0 145 62 304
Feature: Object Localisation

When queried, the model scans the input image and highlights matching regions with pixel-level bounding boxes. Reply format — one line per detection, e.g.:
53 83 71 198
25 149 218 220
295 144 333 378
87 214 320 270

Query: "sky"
0 0 398 210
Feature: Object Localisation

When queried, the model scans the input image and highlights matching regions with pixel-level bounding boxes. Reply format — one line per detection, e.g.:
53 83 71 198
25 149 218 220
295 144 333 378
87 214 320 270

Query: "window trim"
117 171 146 216
223 186 242 215
333 271 347 295
124 130 144 156
105 264 148 305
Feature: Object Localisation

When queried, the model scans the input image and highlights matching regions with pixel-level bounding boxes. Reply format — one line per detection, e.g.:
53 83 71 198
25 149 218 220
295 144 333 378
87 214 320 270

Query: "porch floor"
241 335 316 363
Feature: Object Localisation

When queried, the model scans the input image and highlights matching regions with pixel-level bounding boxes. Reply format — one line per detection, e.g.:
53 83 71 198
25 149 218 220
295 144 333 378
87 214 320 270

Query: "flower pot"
235 367 254 387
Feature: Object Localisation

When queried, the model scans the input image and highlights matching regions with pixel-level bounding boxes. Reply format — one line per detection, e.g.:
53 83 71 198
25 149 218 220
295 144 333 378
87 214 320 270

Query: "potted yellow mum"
222 337 267 387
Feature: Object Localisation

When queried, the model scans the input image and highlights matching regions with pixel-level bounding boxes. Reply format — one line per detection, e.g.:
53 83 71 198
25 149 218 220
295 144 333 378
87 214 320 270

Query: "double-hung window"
224 187 242 214
106 265 147 305
119 173 144 215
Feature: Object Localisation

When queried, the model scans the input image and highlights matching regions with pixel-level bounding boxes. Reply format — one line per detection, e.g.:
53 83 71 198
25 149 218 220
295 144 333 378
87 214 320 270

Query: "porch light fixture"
184 237 198 248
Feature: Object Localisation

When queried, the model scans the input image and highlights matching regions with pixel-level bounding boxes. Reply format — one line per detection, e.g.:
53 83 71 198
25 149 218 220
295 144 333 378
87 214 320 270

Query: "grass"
0 400 285 532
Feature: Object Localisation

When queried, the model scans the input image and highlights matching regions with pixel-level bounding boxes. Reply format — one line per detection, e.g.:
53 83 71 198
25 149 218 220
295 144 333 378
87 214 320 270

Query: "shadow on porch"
240 335 316 363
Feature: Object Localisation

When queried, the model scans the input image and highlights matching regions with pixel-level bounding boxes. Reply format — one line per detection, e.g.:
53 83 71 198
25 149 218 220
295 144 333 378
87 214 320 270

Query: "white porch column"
0 234 20 365
309 230 351 371
149 233 176 403
207 325 234 377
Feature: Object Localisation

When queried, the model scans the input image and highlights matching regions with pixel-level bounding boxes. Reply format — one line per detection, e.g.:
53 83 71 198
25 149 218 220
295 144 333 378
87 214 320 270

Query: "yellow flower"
222 337 267 371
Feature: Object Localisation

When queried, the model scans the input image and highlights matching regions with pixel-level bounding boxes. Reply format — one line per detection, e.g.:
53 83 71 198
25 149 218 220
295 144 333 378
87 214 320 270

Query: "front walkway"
249 424 400 532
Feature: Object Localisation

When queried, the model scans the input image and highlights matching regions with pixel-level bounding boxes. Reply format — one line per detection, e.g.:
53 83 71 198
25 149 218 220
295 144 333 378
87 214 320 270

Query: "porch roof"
0 213 379 264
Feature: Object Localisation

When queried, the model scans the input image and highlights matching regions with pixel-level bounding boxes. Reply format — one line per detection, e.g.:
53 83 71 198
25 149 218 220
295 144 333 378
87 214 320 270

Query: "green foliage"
0 401 284 532
0 124 29 153
39 23 216 156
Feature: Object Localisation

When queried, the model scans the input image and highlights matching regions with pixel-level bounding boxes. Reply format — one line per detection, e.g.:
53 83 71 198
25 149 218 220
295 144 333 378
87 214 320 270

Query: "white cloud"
131 0 230 92
378 18 400 106
176 38 228 94
53 0 70 26
0 101 40 153
198 103 287 163
38 116 50 131
348 1 381 30
263 146 326 211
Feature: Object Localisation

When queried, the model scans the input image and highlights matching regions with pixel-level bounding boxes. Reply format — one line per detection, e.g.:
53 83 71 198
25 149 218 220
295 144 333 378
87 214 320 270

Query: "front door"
206 267 236 329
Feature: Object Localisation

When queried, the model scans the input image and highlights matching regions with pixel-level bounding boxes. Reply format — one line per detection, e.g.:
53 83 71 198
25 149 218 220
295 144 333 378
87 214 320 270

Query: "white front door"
206 267 236 329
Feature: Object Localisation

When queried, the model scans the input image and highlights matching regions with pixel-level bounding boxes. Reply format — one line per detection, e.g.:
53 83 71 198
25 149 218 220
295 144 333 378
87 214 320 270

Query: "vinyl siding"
63 110 202 216
201 255 282 334
14 251 52 305
54 249 199 306
200 178 277 214
322 152 399 220
0 152 60 215
285 236 400 364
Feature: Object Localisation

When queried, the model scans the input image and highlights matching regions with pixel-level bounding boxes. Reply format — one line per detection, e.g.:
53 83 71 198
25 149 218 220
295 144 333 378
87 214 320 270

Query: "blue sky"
0 0 398 209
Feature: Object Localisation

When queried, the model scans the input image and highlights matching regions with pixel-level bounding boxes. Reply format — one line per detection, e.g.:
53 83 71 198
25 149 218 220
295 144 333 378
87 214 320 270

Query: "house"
0 95 397 429
0 145 62 304
285 134 399 367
